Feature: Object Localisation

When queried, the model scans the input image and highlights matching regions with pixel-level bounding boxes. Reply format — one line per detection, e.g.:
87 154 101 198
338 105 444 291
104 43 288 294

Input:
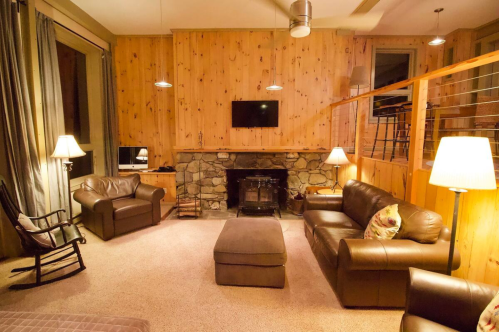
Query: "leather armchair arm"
73 188 113 214
404 268 499 331
304 195 342 212
338 239 461 271
135 183 165 203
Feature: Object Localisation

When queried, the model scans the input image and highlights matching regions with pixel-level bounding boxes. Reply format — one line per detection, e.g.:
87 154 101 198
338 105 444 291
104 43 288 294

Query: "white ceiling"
70 0 499 36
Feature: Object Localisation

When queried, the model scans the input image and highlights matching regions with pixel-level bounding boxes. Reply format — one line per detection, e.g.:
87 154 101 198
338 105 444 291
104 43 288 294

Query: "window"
370 48 415 122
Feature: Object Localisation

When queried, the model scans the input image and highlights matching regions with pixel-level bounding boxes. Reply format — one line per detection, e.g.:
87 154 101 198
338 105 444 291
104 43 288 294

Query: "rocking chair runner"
0 176 86 290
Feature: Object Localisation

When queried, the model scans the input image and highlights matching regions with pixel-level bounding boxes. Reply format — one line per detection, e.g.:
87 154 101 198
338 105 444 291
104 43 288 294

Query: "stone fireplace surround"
175 152 336 211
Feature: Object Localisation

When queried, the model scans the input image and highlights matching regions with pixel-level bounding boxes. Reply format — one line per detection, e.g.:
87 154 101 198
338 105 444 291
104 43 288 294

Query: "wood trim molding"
41 0 116 46
173 146 332 153
330 49 499 108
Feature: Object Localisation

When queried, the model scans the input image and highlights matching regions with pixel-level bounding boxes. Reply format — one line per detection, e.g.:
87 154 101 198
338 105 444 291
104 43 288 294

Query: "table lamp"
429 136 496 275
136 148 148 161
325 147 351 193
51 135 86 224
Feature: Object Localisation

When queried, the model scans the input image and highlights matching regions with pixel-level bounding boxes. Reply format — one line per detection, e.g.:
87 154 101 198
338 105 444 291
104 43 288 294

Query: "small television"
232 100 278 128
118 146 148 170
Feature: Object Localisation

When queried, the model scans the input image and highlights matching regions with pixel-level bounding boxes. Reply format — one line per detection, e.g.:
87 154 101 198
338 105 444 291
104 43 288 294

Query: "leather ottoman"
213 218 287 288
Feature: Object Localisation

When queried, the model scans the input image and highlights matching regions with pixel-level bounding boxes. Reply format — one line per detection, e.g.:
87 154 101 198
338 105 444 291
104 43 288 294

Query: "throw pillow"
364 204 402 240
477 292 499 332
18 213 55 248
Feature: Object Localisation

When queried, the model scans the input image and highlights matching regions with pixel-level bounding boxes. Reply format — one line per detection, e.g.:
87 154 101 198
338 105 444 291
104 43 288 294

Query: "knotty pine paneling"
115 36 176 168
360 157 407 200
173 30 354 150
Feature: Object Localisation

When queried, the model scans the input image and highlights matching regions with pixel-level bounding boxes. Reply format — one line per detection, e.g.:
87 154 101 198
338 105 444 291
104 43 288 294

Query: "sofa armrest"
304 195 342 212
405 268 499 331
73 189 113 214
337 239 461 271
135 184 165 203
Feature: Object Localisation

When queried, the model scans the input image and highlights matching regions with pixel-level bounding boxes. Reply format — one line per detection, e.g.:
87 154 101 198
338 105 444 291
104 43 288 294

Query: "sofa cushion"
400 314 458 332
374 195 443 244
364 204 402 240
113 198 152 220
304 210 363 235
478 292 499 332
313 228 364 268
84 174 141 200
342 180 393 229
214 218 286 266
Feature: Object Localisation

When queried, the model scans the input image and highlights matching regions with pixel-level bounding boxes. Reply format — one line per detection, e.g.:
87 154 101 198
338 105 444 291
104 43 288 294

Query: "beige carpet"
0 218 402 331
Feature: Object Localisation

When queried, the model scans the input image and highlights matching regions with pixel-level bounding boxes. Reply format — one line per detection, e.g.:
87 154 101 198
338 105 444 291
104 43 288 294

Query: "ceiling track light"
429 8 445 46
267 0 283 91
155 0 172 88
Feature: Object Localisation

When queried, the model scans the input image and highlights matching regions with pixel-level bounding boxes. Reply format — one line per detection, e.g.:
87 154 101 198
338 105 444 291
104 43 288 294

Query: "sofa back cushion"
342 180 393 229
374 195 443 244
83 174 140 200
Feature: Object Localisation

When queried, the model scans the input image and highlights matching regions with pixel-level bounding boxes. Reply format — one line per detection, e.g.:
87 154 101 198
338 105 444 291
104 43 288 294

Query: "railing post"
355 97 367 180
406 80 428 203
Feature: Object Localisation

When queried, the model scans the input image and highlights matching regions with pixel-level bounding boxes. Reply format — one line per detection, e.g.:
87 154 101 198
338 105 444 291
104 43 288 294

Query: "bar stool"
371 104 400 160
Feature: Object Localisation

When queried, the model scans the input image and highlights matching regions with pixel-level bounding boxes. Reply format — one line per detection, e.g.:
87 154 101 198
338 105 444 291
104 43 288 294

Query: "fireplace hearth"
237 176 281 217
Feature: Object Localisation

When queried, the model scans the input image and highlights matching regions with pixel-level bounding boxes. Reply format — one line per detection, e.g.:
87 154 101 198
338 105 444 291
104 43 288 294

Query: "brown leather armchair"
74 174 164 240
401 268 499 332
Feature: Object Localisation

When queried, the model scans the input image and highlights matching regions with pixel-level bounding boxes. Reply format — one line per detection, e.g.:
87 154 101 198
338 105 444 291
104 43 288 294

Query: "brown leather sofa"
74 174 164 240
401 268 499 331
303 179 461 308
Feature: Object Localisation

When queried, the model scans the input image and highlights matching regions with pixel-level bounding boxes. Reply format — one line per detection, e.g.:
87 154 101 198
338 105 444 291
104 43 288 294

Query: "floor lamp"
51 135 86 224
325 147 351 193
349 66 369 154
429 136 496 275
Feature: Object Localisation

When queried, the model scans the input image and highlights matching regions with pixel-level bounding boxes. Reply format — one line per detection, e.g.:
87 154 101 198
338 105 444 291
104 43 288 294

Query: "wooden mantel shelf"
173 146 332 153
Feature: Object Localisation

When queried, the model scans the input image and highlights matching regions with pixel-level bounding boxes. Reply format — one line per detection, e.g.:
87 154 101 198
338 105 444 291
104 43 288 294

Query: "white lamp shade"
136 148 148 161
325 147 350 165
350 66 369 88
51 135 86 159
429 137 496 190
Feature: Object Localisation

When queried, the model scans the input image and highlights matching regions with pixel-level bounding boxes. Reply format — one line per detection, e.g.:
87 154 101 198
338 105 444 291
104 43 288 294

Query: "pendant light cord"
160 0 164 82
273 0 276 84
436 11 440 36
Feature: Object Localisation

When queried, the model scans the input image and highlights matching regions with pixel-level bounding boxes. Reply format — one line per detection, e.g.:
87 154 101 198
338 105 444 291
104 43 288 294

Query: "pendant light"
429 8 445 46
266 0 283 91
155 0 172 88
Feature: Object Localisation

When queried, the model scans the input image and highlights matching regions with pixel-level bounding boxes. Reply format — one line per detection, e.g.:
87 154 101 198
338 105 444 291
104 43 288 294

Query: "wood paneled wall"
115 36 176 168
360 157 407 200
173 30 354 151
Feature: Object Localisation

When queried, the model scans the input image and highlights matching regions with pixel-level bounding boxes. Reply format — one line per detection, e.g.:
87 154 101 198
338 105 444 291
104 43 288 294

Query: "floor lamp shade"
325 147 350 166
51 135 86 159
429 137 496 190
349 66 369 89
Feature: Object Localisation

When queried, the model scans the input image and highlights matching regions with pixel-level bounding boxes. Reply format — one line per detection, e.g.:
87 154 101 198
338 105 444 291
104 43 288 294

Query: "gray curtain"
102 50 118 176
36 11 68 222
0 0 45 220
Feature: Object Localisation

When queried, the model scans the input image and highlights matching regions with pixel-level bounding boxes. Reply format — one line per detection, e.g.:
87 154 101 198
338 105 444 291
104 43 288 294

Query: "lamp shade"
136 148 148 161
349 66 369 88
51 135 86 159
325 147 350 165
429 137 496 190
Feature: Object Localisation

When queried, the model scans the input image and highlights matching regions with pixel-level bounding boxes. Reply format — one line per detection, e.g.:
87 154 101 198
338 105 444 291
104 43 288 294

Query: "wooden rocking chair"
0 176 86 290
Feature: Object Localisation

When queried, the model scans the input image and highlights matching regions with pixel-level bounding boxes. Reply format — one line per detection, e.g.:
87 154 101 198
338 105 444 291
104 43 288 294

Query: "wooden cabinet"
119 171 176 202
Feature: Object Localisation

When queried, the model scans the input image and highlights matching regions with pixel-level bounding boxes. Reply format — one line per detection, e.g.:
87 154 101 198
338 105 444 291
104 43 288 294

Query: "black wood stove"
237 176 281 218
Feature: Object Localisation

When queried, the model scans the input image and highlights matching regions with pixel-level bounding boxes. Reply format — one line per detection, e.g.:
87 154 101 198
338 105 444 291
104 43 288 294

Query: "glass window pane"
373 95 409 114
70 151 93 179
374 53 410 89
56 41 90 144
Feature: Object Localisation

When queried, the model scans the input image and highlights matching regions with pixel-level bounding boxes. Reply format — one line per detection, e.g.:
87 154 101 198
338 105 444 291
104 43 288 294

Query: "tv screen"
118 146 148 170
232 100 278 128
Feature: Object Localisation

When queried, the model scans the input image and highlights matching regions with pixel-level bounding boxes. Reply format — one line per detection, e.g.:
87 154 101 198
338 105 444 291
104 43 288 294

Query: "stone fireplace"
175 152 335 211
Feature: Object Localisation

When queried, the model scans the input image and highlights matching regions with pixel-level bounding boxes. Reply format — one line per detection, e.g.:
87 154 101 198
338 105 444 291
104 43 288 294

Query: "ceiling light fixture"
155 0 172 88
289 0 311 38
267 0 283 91
429 8 445 46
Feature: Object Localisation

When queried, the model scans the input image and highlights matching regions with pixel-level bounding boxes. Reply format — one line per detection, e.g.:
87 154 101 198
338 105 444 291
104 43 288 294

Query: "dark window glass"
70 151 93 179
372 95 409 117
56 41 90 144
374 53 410 89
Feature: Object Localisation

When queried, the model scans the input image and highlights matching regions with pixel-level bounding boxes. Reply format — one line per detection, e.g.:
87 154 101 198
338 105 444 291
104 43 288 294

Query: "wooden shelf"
173 146 331 153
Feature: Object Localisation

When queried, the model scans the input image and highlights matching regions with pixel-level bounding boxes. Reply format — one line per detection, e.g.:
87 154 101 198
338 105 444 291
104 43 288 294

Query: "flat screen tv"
232 100 278 128
118 146 148 170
